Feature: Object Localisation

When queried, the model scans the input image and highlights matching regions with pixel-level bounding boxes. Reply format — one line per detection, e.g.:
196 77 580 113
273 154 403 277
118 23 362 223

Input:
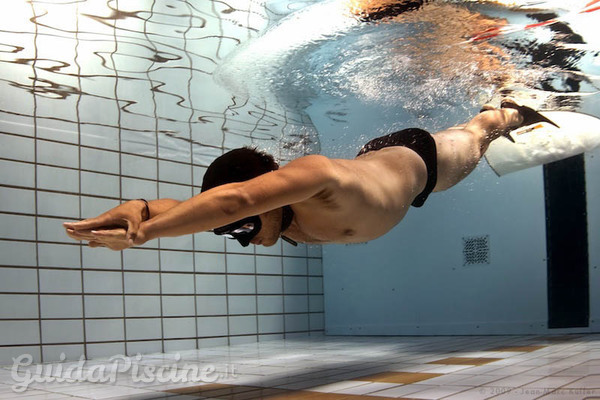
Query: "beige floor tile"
488 346 546 353
563 374 600 389
353 371 443 384
428 357 503 366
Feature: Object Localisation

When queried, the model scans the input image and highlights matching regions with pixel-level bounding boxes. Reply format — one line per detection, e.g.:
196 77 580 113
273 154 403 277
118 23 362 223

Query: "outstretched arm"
65 155 336 250
135 155 336 245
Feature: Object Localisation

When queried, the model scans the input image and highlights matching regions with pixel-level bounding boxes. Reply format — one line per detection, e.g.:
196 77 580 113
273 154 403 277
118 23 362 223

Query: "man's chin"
261 238 278 247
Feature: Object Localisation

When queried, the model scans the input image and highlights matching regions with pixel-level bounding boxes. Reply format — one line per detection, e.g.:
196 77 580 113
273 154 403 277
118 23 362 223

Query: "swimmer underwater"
64 100 557 251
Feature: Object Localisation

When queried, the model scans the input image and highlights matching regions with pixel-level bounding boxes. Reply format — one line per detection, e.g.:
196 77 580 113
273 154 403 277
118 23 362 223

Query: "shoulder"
280 155 339 181
284 154 333 168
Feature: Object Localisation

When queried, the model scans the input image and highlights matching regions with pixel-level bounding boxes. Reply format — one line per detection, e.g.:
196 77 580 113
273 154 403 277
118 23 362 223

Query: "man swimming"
64 101 556 250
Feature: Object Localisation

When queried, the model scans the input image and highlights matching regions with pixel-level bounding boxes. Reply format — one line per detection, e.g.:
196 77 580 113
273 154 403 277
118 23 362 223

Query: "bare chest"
283 203 407 244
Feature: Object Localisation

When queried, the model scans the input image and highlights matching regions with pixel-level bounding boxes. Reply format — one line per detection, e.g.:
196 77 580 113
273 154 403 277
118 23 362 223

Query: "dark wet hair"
201 147 278 192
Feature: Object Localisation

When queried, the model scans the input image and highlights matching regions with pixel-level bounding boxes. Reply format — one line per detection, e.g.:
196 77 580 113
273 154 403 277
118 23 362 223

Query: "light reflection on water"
1 0 598 162
216 0 599 156
0 0 320 165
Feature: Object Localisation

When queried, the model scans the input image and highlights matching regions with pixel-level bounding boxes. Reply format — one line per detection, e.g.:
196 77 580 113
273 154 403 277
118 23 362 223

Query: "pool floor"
2 334 600 399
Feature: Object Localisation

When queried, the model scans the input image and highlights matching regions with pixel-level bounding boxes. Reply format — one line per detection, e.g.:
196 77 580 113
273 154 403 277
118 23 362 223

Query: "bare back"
283 146 428 244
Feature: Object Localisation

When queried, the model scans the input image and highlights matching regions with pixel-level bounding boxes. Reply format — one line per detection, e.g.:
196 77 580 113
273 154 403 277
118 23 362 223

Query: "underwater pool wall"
0 1 324 365
320 109 600 336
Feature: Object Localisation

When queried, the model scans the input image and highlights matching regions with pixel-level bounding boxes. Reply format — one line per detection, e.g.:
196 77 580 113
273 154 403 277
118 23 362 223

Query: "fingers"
65 228 96 241
63 217 109 231
64 215 134 251
65 227 126 241
90 228 127 239
90 228 131 251
67 226 130 251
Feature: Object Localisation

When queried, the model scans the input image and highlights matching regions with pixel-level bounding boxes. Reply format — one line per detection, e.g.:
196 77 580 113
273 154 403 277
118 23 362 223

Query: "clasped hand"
63 200 148 251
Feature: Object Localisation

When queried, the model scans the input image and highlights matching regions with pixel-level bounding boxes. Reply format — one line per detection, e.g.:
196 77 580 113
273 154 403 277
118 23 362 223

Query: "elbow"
217 187 253 218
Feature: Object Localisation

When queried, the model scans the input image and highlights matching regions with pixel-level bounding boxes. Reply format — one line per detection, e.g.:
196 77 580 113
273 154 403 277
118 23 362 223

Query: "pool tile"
427 357 502 366
353 371 443 384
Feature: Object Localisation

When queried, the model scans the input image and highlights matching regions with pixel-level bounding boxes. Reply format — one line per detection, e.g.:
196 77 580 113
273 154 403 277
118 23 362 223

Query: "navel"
343 228 356 237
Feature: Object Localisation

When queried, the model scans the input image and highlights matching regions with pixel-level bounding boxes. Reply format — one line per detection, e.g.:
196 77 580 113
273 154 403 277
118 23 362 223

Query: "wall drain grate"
463 235 490 266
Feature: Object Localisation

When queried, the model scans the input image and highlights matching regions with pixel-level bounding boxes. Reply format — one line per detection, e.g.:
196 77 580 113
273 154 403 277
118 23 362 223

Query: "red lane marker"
467 1 600 43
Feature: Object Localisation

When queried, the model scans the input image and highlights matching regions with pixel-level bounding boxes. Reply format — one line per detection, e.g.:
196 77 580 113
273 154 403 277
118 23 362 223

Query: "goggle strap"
281 235 298 247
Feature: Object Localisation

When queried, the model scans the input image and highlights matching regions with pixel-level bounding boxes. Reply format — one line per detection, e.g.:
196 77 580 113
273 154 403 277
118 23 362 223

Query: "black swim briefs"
356 128 438 207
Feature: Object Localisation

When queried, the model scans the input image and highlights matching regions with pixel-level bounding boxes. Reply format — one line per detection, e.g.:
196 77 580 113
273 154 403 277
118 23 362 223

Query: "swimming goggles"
212 215 262 247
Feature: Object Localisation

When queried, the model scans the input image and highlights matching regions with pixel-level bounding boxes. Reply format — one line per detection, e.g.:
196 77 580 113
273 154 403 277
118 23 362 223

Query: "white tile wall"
0 241 36 267
37 165 78 192
0 187 35 214
284 257 308 275
196 252 226 273
196 296 228 316
258 296 284 314
197 317 228 338
160 250 194 272
121 249 160 271
256 255 283 274
284 295 309 313
229 316 258 336
0 134 34 161
0 294 39 319
0 160 34 187
37 192 80 217
41 320 84 344
285 314 310 332
0 215 35 240
230 296 258 315
42 344 85 362
227 254 256 274
83 271 123 293
121 154 157 180
163 318 196 339
121 177 158 200
259 315 285 334
37 140 79 169
196 275 227 295
86 342 125 359
124 296 159 319
257 276 283 294
162 273 195 295
125 319 162 341
84 296 124 318
228 275 256 294
38 243 81 268
80 196 119 219
39 269 82 292
81 147 120 174
162 296 195 317
84 319 125 342
0 268 37 292
0 321 40 346
0 0 323 365
80 171 120 197
40 295 83 318
123 272 161 294
81 247 122 270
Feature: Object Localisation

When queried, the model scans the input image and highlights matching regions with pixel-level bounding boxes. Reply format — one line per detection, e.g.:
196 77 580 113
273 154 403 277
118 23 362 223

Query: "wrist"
136 199 150 221
135 220 153 245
